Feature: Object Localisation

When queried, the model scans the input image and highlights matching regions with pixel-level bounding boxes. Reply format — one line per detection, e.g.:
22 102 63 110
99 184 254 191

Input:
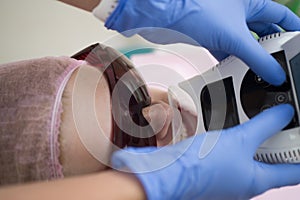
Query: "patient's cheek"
59 67 109 177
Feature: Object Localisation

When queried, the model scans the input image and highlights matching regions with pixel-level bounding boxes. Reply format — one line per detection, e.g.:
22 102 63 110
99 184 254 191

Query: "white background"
0 0 145 64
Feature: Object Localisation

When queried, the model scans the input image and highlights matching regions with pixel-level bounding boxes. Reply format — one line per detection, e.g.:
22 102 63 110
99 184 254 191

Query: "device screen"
200 77 240 131
290 52 300 108
241 50 299 130
201 50 299 132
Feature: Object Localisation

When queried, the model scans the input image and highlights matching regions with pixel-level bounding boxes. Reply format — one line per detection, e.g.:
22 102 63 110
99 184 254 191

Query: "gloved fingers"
111 145 161 173
208 50 230 62
250 0 300 31
232 30 286 85
253 162 300 196
238 104 294 153
248 22 282 38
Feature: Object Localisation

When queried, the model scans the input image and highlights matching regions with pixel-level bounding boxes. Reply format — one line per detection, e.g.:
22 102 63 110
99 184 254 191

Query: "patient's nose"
142 101 173 145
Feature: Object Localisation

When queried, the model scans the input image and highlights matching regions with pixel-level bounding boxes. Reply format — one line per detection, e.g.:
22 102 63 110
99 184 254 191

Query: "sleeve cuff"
92 0 119 22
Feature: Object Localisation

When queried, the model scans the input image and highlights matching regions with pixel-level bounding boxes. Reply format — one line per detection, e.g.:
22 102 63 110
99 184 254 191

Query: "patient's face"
59 65 197 177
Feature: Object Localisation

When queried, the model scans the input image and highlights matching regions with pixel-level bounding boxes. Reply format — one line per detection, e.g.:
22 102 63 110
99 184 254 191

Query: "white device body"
169 32 300 163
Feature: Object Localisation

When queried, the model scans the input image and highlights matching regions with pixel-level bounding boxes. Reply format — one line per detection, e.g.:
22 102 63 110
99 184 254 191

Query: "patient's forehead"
60 64 113 175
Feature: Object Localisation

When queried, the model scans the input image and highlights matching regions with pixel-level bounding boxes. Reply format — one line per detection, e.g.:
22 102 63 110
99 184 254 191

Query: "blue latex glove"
112 104 300 200
104 0 300 85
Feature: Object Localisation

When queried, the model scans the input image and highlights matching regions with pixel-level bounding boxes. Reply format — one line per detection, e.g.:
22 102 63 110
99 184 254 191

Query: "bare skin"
0 170 146 200
58 0 101 11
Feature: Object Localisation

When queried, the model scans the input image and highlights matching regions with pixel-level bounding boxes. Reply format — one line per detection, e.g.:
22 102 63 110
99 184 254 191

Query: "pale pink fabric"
0 57 83 185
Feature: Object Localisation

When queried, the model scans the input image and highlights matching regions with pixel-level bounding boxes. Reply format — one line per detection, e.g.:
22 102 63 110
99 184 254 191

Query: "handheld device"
169 31 300 164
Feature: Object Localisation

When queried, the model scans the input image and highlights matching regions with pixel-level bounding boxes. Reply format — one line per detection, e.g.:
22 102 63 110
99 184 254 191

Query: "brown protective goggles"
71 43 157 148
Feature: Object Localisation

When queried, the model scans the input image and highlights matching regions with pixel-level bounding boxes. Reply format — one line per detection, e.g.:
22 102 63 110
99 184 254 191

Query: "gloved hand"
111 104 300 200
103 0 300 85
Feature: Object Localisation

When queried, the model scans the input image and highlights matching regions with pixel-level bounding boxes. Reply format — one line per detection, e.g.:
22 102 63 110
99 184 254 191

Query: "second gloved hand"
112 104 300 200
101 0 300 85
